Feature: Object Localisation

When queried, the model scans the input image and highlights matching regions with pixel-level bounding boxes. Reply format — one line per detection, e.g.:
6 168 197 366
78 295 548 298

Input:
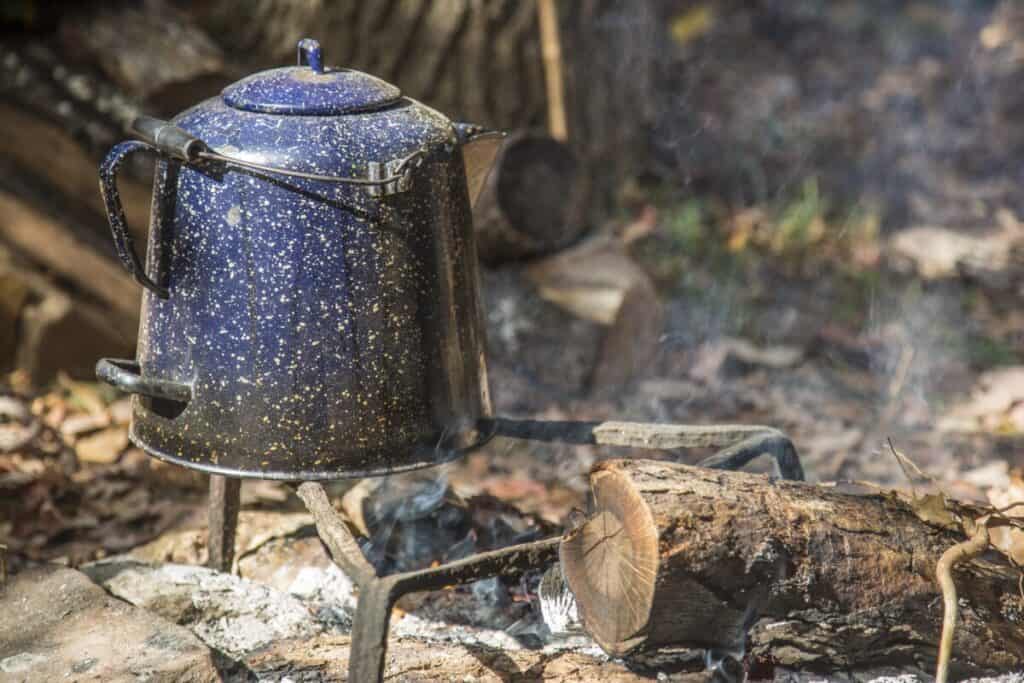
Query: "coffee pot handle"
98 140 169 298
96 358 192 404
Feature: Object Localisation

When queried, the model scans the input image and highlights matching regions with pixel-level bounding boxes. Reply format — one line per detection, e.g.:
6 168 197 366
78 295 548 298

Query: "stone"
237 534 355 630
127 510 314 569
82 560 323 659
0 564 219 682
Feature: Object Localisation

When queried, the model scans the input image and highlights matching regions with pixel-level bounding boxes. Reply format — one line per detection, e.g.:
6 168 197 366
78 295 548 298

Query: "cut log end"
560 459 1024 677
559 464 659 655
475 132 590 265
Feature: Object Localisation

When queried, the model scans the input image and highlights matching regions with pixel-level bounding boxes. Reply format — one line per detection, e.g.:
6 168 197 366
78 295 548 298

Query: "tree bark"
560 459 1024 678
190 0 659 210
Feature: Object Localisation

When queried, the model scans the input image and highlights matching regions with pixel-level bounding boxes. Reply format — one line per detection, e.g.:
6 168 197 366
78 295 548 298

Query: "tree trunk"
560 459 1024 678
190 0 659 209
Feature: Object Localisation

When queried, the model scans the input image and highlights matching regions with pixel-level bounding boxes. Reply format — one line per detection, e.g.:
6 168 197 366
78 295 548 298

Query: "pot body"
121 96 491 479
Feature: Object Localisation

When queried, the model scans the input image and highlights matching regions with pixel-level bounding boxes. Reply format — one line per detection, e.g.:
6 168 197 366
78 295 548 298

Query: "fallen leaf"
61 412 111 439
75 426 129 464
57 373 107 415
988 468 1024 565
910 492 959 531
619 205 658 244
482 478 548 502
670 4 714 45
941 366 1024 434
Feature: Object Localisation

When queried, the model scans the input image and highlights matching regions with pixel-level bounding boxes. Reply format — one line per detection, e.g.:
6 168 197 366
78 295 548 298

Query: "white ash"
0 653 47 674
83 560 321 659
392 611 603 658
538 562 583 637
283 563 356 629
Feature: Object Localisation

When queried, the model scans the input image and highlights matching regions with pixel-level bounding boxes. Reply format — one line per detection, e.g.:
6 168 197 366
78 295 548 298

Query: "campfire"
5 4 1024 683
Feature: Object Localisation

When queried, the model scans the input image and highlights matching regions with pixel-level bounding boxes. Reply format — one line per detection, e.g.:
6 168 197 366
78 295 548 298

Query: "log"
0 247 134 382
58 0 231 115
482 267 604 400
0 103 151 243
560 459 1024 678
0 189 141 326
474 131 590 265
522 236 663 393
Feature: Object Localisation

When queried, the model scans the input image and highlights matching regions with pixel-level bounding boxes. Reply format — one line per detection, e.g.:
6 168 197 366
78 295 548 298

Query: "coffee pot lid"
221 38 402 116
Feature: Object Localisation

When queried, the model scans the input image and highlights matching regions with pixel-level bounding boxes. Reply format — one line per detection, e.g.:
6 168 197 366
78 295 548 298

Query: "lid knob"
297 38 324 74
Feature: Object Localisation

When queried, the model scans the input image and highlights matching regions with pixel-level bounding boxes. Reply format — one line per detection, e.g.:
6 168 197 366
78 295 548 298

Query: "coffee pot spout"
455 123 504 207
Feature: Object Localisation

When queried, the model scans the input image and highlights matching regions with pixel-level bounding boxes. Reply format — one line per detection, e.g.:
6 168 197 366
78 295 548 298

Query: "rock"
127 510 314 569
82 560 323 659
238 535 356 630
0 564 219 682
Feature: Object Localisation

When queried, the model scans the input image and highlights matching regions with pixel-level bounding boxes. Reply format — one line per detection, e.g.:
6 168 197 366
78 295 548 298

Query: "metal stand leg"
288 420 801 681
207 475 241 571
487 417 805 481
293 481 559 683
698 430 805 481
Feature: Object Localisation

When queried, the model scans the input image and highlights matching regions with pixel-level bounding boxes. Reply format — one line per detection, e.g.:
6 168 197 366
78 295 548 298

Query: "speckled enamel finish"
118 63 492 479
222 67 402 115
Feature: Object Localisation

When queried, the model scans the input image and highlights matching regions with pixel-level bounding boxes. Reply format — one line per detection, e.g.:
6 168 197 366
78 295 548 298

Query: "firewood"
0 103 152 244
474 131 590 265
0 189 140 323
522 236 663 393
0 251 135 381
58 0 230 114
560 459 1024 678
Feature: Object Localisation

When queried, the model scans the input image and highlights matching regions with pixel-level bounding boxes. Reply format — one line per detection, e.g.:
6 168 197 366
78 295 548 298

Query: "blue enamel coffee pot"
96 39 503 479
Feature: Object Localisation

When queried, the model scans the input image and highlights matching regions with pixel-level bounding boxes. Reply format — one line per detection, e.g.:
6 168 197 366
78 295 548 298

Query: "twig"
537 0 568 141
0 543 6 584
887 437 938 493
294 482 377 588
935 521 991 683
993 501 1024 517
887 344 915 400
